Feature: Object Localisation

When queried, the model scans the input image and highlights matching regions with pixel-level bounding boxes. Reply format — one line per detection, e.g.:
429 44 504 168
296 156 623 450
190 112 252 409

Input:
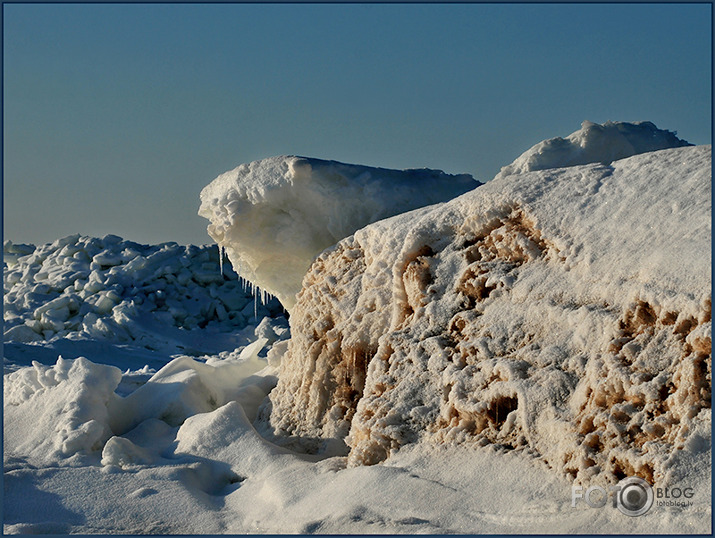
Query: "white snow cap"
198 156 479 311
495 120 691 180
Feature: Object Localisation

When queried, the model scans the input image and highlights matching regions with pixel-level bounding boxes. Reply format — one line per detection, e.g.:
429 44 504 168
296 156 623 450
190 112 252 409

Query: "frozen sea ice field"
3 121 711 534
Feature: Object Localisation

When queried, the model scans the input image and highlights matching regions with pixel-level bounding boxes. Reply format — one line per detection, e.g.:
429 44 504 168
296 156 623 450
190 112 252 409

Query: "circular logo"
616 477 654 517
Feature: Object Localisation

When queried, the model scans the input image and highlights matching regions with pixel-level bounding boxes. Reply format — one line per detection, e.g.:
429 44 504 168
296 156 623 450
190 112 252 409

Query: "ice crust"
198 156 479 310
3 235 284 352
495 120 692 180
258 144 712 484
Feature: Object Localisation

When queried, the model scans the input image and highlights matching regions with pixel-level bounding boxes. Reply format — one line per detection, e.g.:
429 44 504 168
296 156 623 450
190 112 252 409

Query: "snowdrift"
198 156 479 310
258 144 712 485
4 339 277 466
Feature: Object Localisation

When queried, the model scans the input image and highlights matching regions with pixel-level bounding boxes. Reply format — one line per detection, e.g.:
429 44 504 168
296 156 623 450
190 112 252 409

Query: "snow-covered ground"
4 121 711 534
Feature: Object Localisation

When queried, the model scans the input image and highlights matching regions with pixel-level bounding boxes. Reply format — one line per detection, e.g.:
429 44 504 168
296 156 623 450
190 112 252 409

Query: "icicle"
218 245 224 277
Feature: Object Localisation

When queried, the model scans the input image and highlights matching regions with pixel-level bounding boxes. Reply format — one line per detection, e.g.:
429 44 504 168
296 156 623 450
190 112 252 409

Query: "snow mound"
495 120 691 180
258 145 711 484
4 357 121 464
3 235 284 349
3 339 276 466
198 156 479 311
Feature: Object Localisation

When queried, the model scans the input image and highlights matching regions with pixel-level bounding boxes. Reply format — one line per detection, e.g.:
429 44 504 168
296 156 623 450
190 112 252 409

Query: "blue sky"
3 3 711 246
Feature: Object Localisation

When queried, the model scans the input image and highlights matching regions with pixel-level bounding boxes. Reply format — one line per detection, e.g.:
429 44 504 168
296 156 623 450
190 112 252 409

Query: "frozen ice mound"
3 338 277 465
494 120 692 180
198 156 480 311
257 144 711 484
3 235 284 348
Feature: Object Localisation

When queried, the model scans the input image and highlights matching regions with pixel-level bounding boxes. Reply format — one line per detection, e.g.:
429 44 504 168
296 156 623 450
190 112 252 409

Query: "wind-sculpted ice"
258 144 711 484
495 120 691 180
198 156 479 310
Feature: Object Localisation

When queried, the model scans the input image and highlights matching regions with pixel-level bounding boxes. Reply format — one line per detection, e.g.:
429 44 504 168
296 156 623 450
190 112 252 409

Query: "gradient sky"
3 3 711 246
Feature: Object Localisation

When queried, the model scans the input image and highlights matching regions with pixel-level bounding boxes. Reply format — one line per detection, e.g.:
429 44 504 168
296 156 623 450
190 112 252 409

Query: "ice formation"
4 339 276 466
198 156 479 310
3 123 711 534
3 235 284 349
494 120 692 180
258 144 712 484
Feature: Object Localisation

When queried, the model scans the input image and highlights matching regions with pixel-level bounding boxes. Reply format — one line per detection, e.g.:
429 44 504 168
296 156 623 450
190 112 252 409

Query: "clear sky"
3 3 711 246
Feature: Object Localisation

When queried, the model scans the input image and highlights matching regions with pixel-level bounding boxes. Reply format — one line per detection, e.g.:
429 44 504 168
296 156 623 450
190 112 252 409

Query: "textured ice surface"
198 156 479 310
3 235 285 358
259 144 711 485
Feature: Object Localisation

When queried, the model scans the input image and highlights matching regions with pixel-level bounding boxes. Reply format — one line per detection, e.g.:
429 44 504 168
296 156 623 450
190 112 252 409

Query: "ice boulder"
3 240 35 268
257 144 711 485
198 156 480 311
494 120 691 180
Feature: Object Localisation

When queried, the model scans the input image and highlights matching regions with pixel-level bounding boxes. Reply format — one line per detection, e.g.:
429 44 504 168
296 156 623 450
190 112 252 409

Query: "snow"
3 235 287 373
258 143 711 521
4 122 711 534
495 120 692 180
198 155 479 310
